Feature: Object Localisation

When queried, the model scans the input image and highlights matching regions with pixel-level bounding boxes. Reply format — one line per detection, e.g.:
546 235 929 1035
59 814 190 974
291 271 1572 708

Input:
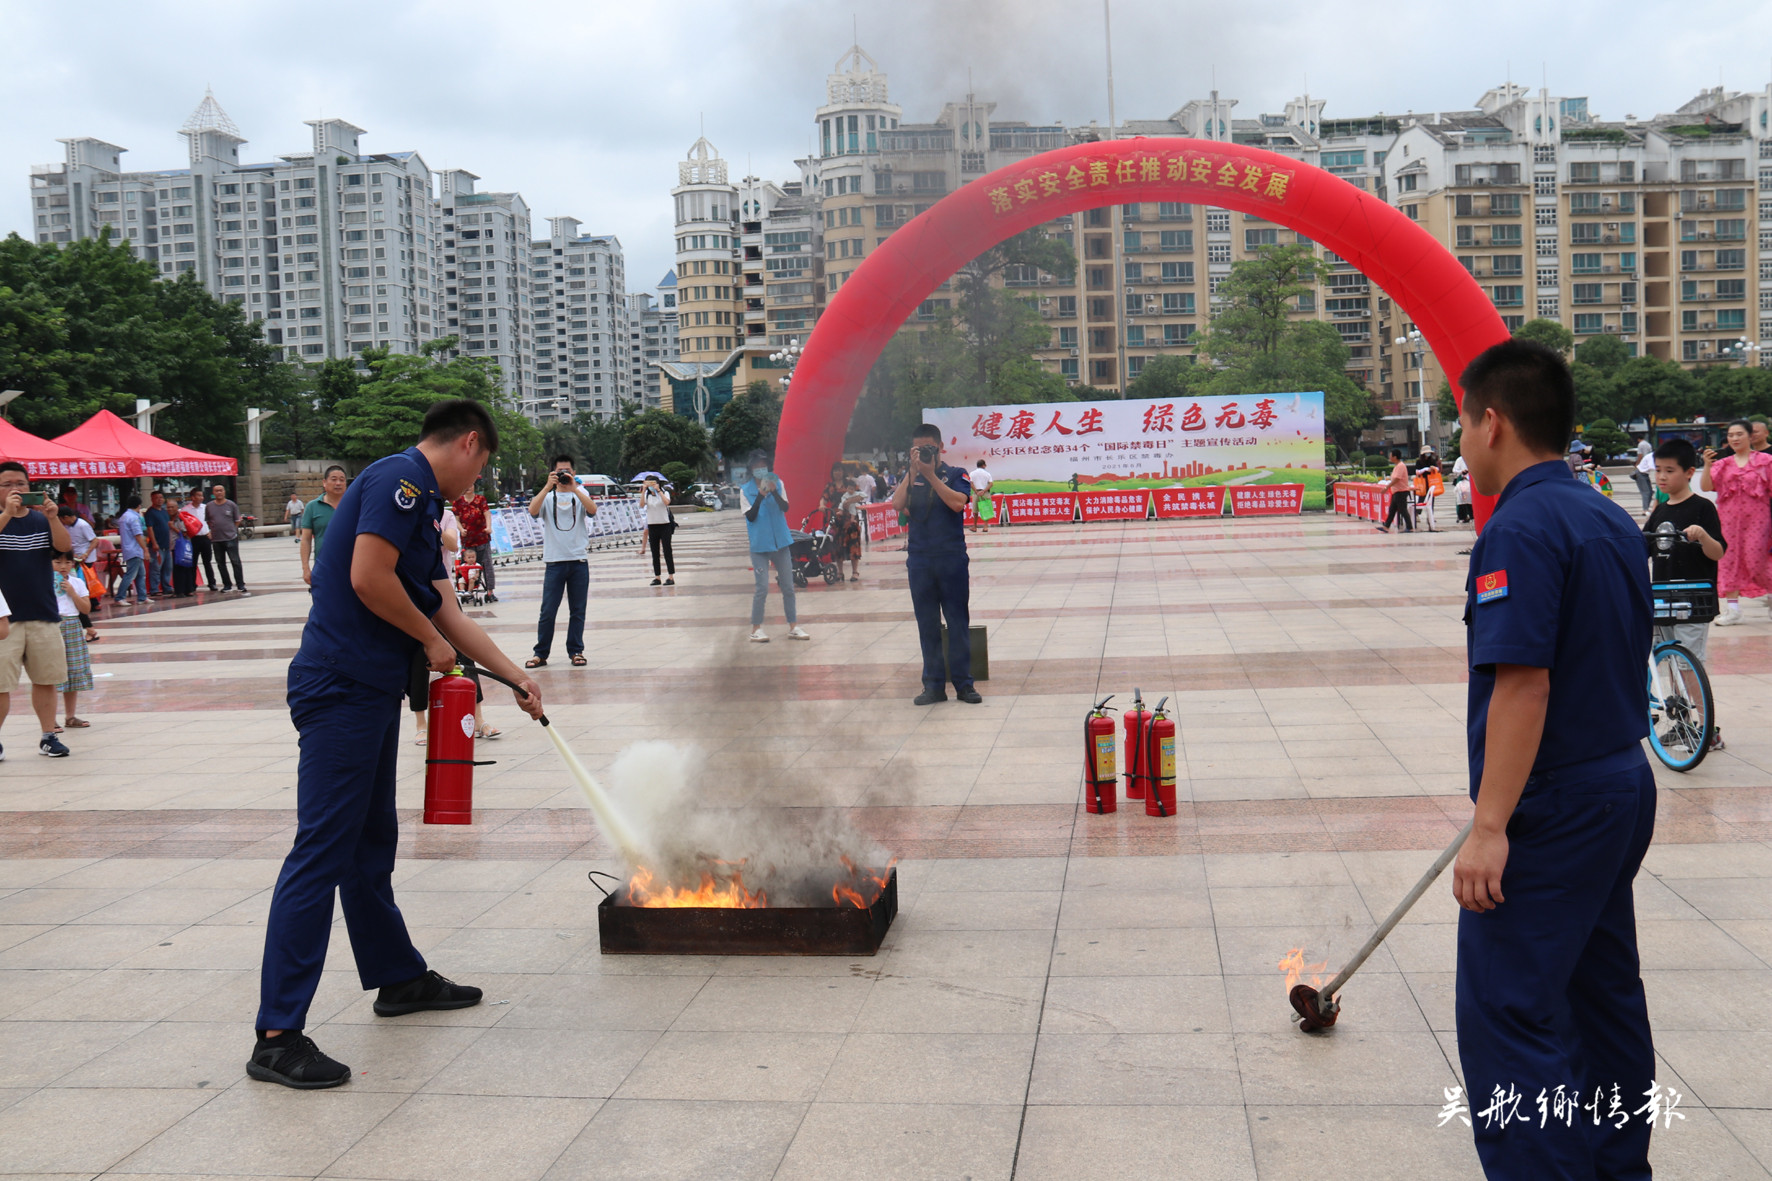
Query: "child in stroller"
789 511 844 587
454 554 487 606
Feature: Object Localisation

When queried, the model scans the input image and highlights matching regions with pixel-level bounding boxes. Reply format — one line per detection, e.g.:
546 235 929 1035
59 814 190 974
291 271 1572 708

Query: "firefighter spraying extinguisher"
1122 688 1151 800
1084 695 1117 814
423 665 495 825
1142 696 1177 818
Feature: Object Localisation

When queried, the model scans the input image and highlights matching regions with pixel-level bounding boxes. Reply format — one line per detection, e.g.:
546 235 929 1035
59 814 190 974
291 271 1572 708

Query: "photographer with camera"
891 425 981 705
525 455 597 669
741 450 808 643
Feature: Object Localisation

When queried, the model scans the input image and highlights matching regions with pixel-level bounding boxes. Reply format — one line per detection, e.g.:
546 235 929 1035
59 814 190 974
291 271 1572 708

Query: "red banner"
1227 484 1305 516
1151 487 1226 518
1334 481 1388 522
862 502 902 541
1001 492 1075 525
1077 489 1151 521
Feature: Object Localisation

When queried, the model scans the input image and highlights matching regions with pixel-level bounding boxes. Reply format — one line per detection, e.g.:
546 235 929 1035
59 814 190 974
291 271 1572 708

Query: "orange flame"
1278 947 1327 991
626 865 768 909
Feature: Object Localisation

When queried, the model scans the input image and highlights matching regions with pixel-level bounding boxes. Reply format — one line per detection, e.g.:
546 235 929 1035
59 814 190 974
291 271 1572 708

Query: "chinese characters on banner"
1152 487 1226 518
1333 482 1389 522
862 502 902 542
999 493 1076 525
926 392 1323 507
1226 484 1305 516
1077 489 1152 521
982 149 1298 224
21 457 136 478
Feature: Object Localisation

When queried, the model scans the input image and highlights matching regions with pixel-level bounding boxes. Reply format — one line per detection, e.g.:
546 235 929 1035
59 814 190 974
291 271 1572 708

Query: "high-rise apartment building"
28 92 540 406
438 170 533 402
526 219 631 422
680 47 1771 445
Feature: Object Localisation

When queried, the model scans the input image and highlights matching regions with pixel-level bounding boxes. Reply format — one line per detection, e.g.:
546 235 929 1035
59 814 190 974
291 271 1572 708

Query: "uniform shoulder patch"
394 478 422 512
1476 569 1509 604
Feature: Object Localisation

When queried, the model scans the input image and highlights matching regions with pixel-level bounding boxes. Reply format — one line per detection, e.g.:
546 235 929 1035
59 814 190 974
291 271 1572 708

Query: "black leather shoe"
247 1032 351 1089
956 687 983 704
913 688 947 706
373 969 483 1016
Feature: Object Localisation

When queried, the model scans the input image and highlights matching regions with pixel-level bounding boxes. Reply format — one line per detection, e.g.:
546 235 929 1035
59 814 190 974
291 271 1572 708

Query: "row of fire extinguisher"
1083 690 1177 817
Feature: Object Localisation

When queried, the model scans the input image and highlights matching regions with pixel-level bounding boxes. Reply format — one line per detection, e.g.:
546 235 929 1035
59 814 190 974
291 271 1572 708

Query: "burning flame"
1278 948 1327 991
626 865 768 909
831 855 897 909
623 856 899 910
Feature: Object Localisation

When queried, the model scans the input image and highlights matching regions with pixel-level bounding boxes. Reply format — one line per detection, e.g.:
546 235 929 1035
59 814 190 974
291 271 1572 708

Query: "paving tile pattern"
2 512 1769 1178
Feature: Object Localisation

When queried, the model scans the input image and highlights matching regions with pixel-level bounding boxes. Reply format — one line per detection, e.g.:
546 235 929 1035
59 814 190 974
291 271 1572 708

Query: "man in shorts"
0 462 74 758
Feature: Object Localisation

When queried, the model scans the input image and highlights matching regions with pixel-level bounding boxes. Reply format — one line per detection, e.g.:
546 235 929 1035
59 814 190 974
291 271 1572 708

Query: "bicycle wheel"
1647 643 1713 772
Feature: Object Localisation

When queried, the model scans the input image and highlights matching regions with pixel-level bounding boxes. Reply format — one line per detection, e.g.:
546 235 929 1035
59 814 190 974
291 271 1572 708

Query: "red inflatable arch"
773 137 1510 525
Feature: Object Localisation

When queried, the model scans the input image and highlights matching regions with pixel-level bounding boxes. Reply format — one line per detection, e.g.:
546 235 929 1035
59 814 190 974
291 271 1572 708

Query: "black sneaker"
373 969 483 1017
39 734 70 758
247 1031 351 1089
913 688 947 706
956 687 984 705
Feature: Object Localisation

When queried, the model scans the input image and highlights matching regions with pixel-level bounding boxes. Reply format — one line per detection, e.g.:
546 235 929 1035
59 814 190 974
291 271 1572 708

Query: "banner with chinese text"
1000 492 1075 525
1226 484 1305 516
926 392 1324 508
1077 489 1152 521
863 502 902 542
1152 487 1226 518
1333 482 1388 522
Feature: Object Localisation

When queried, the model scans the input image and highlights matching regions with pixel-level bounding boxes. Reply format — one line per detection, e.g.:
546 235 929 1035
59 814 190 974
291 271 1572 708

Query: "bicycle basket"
1651 580 1718 624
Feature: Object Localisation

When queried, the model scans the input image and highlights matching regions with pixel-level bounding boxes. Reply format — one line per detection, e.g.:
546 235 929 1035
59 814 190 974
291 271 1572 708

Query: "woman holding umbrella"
636 473 675 585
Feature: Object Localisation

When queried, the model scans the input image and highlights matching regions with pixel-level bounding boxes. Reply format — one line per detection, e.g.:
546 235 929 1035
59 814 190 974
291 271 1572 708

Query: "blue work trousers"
751 546 796 627
1456 756 1657 1180
535 559 588 660
907 549 972 692
257 664 426 1031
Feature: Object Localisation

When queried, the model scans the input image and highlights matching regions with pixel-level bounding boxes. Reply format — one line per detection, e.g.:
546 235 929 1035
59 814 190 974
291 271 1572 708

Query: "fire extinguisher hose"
1085 695 1114 813
1149 696 1169 818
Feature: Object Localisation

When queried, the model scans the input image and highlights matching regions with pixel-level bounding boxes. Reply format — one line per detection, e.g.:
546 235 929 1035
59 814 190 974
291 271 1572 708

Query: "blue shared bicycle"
1646 523 1716 773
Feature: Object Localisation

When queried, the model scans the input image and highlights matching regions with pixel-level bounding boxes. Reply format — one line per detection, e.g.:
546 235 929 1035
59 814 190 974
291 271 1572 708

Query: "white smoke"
602 739 892 906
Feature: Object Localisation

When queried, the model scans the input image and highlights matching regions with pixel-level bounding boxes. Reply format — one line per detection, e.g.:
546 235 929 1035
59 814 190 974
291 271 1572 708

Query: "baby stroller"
790 511 843 587
454 555 487 606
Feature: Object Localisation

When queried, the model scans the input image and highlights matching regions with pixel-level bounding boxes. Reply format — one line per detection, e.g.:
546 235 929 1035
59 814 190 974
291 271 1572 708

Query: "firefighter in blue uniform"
249 400 544 1089
1452 339 1656 1179
891 423 982 705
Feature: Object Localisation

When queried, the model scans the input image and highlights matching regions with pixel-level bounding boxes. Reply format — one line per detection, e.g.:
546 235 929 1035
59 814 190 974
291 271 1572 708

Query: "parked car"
576 474 625 498
688 482 723 509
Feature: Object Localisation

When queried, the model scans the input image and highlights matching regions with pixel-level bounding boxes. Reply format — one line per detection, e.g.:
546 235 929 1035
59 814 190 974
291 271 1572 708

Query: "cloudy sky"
5 0 1766 290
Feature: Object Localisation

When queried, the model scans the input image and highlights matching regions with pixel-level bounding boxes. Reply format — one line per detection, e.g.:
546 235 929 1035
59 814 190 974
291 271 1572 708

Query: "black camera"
916 445 938 465
554 470 572 484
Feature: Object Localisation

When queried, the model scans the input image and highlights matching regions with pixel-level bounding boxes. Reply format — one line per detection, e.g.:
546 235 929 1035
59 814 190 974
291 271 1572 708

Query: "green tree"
1192 243 1323 368
1124 354 1202 401
1513 317 1574 354
1614 356 1697 440
1324 380 1384 452
1570 362 1623 427
712 380 782 461
1574 333 1630 375
330 336 501 459
573 413 626 477
661 461 697 490
1580 416 1632 459
620 408 710 477
1693 365 1772 422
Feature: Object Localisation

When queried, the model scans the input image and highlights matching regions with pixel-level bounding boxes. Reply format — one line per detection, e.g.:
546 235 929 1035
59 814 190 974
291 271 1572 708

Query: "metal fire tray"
597 868 898 956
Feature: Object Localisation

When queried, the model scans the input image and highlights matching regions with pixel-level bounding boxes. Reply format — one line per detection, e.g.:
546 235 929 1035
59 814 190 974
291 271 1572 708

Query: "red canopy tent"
54 409 237 477
0 416 131 479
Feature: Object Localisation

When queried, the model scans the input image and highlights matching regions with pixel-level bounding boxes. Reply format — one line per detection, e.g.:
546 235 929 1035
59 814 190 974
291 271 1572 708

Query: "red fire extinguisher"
1084 695 1117 814
1143 696 1177 818
1122 688 1150 800
423 666 491 825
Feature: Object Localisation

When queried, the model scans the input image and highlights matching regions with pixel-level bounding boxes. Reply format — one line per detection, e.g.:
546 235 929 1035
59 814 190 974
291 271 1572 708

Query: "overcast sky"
5 0 1767 292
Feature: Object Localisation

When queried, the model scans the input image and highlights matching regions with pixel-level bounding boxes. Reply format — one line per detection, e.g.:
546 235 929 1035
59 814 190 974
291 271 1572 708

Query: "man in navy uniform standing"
891 423 981 705
1451 339 1656 1178
249 400 544 1089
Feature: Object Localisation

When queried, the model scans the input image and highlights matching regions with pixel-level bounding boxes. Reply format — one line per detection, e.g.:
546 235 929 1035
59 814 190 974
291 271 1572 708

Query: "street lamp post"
135 397 172 501
1394 329 1430 445
1726 337 1765 368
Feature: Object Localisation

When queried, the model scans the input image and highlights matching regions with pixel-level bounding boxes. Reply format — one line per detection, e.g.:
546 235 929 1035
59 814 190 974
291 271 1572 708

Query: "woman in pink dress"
1701 419 1772 625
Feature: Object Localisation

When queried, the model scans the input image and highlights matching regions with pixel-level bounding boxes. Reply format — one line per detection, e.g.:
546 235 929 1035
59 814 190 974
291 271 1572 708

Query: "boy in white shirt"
51 552 93 731
969 460 995 533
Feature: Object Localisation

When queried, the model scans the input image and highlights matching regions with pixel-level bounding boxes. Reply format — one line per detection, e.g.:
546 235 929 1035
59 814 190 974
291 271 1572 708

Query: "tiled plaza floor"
2 508 1771 1179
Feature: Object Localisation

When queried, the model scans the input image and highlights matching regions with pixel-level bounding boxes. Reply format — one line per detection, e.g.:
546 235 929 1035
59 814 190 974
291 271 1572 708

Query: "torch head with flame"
1279 948 1336 1032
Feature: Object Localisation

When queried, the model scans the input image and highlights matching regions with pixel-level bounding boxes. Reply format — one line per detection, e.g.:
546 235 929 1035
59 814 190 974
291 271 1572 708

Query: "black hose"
465 663 551 728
